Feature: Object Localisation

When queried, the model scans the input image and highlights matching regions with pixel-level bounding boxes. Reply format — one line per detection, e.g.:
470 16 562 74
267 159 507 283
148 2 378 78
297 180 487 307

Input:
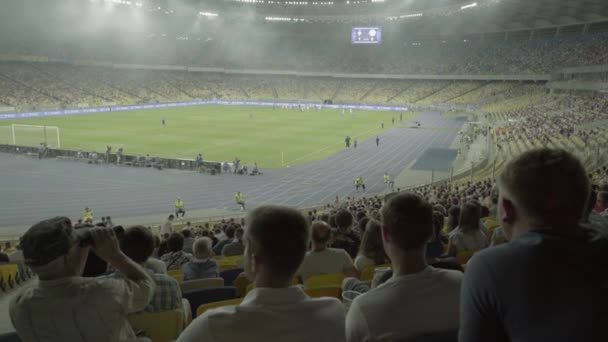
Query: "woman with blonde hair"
354 219 389 271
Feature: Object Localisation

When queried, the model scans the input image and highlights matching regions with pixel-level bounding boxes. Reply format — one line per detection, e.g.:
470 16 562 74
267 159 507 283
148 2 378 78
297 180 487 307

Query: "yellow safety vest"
175 200 184 208
236 193 243 202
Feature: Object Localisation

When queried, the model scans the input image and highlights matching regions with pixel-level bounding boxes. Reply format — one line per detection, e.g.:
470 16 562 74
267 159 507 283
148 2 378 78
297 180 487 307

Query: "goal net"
5 124 61 148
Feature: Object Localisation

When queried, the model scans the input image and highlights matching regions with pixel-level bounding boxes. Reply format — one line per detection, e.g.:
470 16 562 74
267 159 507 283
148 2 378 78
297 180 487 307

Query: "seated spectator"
460 148 608 342
447 202 489 256
356 216 369 236
7 244 22 264
160 233 192 270
331 209 361 258
490 226 508 246
593 191 608 214
157 233 170 258
10 217 154 341
201 230 219 246
222 228 245 256
444 206 460 234
353 220 388 272
0 247 9 263
117 226 187 314
182 229 194 254
346 193 463 341
178 205 345 342
426 211 447 259
297 221 358 281
584 190 608 235
161 215 174 236
144 256 167 274
213 226 235 255
182 237 219 281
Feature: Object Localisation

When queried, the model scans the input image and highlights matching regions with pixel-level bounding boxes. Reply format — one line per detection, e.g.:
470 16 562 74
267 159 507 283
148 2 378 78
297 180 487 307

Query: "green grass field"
0 105 418 168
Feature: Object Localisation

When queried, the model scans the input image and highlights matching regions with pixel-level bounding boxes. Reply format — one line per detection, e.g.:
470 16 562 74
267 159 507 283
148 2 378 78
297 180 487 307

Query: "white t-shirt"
449 227 489 252
354 255 374 272
177 286 345 342
161 220 173 235
346 266 463 342
144 258 167 274
297 248 354 281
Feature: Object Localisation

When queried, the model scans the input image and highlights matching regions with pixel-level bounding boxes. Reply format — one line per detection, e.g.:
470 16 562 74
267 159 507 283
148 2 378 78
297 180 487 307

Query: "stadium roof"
459 0 608 32
152 0 608 33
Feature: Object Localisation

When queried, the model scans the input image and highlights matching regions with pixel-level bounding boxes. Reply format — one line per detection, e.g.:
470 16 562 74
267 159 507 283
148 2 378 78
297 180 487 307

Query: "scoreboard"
351 27 382 45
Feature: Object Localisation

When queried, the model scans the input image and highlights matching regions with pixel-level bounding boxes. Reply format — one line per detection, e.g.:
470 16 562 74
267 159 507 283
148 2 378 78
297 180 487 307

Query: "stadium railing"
0 144 222 174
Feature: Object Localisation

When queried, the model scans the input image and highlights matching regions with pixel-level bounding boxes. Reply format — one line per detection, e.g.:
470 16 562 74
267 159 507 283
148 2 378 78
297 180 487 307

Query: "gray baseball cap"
21 217 82 266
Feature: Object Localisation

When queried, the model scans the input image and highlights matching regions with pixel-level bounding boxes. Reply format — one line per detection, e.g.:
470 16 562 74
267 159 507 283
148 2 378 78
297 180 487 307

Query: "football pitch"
0 105 418 168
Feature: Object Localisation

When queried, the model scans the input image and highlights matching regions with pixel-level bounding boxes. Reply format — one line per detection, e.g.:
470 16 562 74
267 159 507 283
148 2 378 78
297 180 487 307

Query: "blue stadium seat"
0 332 21 342
182 287 237 318
220 268 243 286
403 330 458 342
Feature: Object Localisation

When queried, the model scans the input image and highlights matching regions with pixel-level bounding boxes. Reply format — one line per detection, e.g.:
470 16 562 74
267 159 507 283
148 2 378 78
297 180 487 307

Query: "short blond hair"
498 148 589 226
193 237 212 259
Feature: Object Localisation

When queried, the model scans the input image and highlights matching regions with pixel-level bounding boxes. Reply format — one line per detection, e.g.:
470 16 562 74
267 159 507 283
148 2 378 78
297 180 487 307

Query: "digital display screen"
351 27 382 44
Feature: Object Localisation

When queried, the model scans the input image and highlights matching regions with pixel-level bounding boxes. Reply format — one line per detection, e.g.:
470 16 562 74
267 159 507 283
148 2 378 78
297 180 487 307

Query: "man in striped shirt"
115 225 185 313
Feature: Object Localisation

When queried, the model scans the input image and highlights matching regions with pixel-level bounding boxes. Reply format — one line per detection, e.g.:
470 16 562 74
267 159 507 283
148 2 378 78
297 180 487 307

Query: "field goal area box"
1 124 61 148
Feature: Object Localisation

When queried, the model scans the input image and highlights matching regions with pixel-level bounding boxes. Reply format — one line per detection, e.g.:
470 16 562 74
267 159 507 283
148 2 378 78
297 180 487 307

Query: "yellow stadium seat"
305 286 341 299
484 219 500 231
244 276 300 295
218 256 243 265
180 277 224 293
167 269 182 277
128 309 184 342
219 264 239 272
456 250 476 265
360 266 375 282
305 273 345 289
0 264 19 291
234 273 252 297
196 298 243 317
360 264 391 282
167 269 184 284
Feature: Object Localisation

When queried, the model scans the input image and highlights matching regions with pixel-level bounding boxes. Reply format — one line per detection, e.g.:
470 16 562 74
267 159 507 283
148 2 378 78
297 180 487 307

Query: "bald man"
297 221 358 282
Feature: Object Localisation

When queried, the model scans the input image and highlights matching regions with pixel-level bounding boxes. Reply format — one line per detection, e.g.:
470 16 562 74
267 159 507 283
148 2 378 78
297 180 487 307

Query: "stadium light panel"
265 16 292 21
400 13 423 18
460 2 477 10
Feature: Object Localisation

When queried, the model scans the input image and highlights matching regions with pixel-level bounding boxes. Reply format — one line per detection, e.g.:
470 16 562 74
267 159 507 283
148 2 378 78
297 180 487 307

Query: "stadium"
0 0 607 340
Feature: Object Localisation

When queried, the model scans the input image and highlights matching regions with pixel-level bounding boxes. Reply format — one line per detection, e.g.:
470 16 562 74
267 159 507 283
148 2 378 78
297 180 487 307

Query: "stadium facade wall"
0 100 409 120
546 81 608 92
0 54 552 81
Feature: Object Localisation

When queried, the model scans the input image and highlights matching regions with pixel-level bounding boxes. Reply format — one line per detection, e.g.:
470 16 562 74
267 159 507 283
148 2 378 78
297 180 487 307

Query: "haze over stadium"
0 0 608 340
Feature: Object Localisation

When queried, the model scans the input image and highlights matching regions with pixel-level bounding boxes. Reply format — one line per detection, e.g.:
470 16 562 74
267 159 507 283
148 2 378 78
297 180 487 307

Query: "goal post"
8 124 61 148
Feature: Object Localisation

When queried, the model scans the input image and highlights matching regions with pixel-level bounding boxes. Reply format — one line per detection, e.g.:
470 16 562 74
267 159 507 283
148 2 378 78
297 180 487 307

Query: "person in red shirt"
593 191 608 213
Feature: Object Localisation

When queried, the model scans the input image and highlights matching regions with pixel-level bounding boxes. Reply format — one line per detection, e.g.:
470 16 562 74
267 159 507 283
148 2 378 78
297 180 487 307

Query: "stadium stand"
3 1 608 341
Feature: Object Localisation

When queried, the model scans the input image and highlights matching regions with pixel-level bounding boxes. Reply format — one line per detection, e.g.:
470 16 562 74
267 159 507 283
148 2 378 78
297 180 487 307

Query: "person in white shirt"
10 217 155 342
447 202 489 256
297 221 358 282
353 219 389 272
346 193 463 342
161 214 174 236
178 205 346 342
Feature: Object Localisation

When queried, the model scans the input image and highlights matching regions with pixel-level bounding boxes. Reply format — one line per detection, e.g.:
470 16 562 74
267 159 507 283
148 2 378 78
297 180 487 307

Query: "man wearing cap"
10 217 155 342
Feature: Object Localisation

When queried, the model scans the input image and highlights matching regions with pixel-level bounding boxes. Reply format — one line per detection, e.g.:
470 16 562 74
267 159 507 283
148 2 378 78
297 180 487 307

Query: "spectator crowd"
4 147 608 341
